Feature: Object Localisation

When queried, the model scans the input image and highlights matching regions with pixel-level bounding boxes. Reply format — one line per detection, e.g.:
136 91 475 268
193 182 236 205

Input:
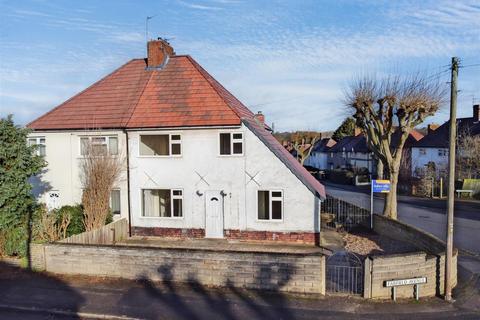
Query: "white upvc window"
110 189 121 215
80 136 118 156
257 190 283 221
419 148 426 156
219 132 243 155
142 189 183 218
139 134 181 156
28 137 46 156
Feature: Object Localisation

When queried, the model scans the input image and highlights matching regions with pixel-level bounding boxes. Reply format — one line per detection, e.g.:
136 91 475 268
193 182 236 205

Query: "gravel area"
342 229 417 258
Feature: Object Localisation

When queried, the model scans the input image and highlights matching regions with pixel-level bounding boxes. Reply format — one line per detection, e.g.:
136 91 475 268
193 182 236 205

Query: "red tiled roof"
28 56 255 130
28 54 325 198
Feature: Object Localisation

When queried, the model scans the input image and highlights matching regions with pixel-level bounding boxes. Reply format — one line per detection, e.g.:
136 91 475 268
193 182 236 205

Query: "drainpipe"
124 130 132 237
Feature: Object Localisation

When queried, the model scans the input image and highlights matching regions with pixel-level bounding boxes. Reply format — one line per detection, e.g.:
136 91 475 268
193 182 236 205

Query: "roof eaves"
243 118 326 199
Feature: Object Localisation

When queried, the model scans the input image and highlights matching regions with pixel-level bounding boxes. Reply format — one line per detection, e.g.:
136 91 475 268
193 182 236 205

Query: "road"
323 181 480 255
1 263 479 320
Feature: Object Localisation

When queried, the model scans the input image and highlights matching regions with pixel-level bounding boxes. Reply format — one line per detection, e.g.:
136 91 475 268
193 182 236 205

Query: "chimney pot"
427 123 439 135
254 111 265 124
474 104 479 122
147 38 175 69
354 127 362 136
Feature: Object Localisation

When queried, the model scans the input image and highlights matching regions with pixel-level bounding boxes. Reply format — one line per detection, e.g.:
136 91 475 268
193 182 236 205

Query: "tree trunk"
376 159 384 179
383 169 399 219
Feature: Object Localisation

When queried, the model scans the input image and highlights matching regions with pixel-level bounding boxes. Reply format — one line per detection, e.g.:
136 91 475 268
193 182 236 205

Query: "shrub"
58 205 85 237
32 205 71 242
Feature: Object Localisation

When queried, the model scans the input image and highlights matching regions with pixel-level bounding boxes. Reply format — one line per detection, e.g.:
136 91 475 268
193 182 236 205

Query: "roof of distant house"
329 129 423 153
414 117 480 148
311 138 336 152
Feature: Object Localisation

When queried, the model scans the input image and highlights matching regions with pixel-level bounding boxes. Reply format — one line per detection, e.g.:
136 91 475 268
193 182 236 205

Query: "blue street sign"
372 179 391 193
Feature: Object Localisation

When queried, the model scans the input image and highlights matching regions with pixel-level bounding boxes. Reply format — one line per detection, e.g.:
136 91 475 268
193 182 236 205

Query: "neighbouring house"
327 130 376 172
304 138 336 170
411 104 480 177
27 39 326 244
327 129 423 175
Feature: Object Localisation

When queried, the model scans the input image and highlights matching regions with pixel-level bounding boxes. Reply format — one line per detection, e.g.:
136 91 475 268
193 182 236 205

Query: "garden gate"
326 251 364 295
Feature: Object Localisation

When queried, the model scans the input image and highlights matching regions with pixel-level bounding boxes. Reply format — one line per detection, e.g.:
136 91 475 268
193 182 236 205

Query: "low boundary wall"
362 214 457 299
30 242 326 295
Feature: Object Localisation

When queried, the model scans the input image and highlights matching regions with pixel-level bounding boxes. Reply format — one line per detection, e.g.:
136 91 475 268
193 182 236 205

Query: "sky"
0 0 479 132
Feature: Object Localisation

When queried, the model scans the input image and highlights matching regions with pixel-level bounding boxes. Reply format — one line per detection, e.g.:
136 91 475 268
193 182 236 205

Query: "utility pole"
445 56 459 302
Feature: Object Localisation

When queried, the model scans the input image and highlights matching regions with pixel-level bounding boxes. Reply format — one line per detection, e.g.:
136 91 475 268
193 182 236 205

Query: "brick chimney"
427 123 439 135
147 38 175 69
254 111 265 124
474 104 479 122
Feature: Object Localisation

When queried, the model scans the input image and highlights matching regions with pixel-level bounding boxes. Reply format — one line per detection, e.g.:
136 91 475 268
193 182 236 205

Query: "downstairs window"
258 190 283 220
142 189 183 218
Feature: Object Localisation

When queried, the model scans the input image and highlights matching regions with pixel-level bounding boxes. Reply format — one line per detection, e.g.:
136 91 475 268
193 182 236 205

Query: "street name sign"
385 277 427 287
372 179 391 193
385 277 427 301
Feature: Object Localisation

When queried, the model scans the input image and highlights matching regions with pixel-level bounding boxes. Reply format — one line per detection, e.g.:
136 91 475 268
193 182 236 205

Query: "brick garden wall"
364 214 458 299
30 242 326 295
132 227 319 245
364 251 457 299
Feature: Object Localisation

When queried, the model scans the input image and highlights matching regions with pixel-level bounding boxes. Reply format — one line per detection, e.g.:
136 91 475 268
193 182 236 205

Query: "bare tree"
293 135 320 166
345 75 445 219
80 141 124 231
456 131 480 179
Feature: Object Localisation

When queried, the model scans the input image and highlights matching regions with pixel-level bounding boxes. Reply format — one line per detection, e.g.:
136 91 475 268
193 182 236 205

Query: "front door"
205 190 224 238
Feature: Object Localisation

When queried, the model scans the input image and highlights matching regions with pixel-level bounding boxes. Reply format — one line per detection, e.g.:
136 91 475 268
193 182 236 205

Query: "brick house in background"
27 39 326 244
411 104 480 177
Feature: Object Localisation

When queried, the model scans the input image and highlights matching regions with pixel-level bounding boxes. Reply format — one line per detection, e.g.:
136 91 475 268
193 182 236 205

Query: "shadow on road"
0 261 85 318
118 262 298 320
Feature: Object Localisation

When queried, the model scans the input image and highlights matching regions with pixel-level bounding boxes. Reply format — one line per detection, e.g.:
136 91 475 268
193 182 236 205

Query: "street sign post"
370 179 390 229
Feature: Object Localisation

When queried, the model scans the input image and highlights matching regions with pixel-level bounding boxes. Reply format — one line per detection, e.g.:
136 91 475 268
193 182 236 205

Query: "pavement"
322 181 480 256
0 262 479 320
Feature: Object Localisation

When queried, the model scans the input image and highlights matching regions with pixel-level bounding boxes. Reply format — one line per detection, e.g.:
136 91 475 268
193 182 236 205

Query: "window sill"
139 216 184 220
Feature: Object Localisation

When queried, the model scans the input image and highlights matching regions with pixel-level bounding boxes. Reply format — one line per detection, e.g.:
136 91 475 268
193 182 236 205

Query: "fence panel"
60 218 128 245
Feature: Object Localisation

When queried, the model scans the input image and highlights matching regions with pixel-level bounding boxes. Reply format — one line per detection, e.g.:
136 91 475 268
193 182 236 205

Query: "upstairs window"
28 137 46 156
258 190 283 221
140 134 181 156
419 148 427 156
142 189 183 218
220 132 243 155
80 136 118 156
438 149 448 157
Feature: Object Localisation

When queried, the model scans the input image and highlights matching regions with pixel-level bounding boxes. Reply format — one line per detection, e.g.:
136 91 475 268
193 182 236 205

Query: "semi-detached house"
27 39 326 244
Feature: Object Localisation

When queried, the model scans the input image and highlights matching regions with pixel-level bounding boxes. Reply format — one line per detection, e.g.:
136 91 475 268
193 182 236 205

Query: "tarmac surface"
0 261 479 320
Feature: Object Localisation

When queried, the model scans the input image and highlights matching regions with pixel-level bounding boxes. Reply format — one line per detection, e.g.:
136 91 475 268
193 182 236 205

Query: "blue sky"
1 0 479 131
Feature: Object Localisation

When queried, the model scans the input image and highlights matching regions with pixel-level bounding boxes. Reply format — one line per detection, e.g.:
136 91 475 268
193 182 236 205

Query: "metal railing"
320 196 370 231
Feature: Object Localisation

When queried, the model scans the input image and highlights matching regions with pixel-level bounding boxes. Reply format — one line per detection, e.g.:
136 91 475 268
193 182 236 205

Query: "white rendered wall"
128 124 318 233
305 152 329 170
411 147 448 176
28 130 129 220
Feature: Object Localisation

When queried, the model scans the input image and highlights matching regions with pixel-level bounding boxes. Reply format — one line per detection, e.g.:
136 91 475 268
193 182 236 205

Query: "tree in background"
332 117 356 141
456 132 480 179
292 135 320 165
0 115 46 256
80 141 123 231
345 75 444 219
